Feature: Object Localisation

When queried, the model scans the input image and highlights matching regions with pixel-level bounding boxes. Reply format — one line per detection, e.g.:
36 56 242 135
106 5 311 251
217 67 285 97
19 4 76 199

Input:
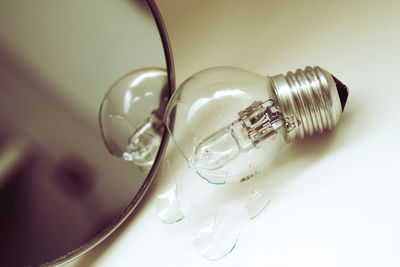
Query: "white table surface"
68 0 400 266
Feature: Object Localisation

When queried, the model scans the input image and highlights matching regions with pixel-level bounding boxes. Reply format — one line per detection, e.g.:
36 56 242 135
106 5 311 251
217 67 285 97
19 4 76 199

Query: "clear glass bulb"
99 68 168 172
165 66 348 184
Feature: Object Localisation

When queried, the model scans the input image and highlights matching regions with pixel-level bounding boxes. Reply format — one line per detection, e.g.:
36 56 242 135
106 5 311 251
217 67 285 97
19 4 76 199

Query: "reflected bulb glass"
165 66 348 184
99 68 168 172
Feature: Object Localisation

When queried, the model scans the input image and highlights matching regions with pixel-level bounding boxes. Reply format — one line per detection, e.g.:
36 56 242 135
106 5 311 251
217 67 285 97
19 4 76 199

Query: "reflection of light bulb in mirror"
165 66 348 184
99 68 169 172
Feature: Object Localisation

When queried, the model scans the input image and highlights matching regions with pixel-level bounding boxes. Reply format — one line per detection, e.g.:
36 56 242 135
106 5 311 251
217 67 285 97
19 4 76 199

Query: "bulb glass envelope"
165 67 286 184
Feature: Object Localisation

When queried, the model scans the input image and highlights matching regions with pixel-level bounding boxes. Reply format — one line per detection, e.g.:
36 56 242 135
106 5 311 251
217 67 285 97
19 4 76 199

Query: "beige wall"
157 0 397 87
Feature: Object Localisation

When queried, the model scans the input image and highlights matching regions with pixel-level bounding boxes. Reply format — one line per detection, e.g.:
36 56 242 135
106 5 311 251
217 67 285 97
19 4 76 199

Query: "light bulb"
165 66 348 184
99 68 168 172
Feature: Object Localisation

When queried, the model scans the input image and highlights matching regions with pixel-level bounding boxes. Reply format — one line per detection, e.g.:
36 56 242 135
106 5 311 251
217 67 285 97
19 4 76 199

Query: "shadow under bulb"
165 66 348 184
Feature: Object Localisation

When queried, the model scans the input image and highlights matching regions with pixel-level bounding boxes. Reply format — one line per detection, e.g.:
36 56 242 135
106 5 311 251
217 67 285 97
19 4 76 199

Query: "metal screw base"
271 66 343 142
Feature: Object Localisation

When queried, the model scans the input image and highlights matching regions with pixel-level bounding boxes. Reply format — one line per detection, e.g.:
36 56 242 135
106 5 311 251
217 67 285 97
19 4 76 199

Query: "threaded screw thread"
271 66 342 142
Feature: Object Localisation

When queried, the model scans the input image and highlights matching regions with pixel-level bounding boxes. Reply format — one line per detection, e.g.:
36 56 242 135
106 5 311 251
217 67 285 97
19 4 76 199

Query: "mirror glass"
0 0 172 266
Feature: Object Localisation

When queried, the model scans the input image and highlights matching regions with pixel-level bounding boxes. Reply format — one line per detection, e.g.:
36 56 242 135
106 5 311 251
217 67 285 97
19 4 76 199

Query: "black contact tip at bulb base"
332 75 349 112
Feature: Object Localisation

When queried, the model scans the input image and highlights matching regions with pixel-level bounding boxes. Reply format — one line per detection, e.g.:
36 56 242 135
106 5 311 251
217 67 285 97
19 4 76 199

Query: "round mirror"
0 0 173 266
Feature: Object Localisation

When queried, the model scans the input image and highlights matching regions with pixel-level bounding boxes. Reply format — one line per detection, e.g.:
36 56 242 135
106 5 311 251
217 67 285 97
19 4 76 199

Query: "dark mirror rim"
44 1 174 266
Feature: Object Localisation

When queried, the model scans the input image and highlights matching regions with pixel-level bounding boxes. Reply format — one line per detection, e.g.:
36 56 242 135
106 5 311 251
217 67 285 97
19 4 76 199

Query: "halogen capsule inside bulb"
190 100 286 183
123 114 162 168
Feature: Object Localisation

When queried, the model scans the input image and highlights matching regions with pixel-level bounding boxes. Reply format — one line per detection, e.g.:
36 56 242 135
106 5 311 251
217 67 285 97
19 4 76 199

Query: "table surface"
68 0 400 266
